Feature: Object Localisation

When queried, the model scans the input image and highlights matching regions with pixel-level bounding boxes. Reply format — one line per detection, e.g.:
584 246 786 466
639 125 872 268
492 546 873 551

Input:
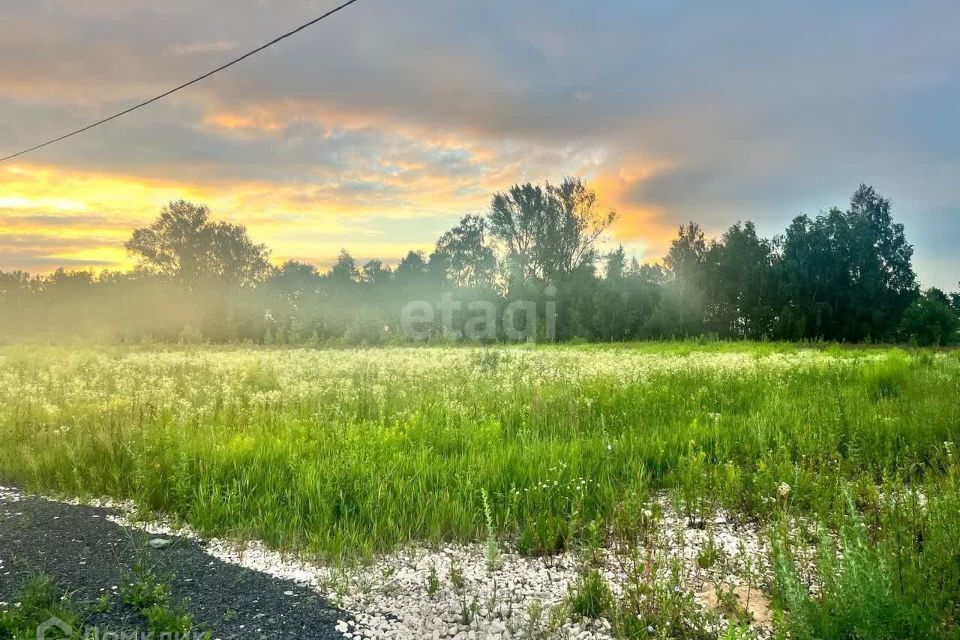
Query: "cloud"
0 0 958 288
168 40 238 56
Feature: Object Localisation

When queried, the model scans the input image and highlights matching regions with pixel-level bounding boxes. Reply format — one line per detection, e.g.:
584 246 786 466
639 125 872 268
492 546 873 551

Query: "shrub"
773 511 940 639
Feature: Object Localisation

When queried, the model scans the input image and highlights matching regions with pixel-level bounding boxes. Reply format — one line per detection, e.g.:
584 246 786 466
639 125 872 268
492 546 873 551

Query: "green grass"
0 575 81 640
567 568 614 620
1 343 959 637
120 563 197 637
0 568 201 640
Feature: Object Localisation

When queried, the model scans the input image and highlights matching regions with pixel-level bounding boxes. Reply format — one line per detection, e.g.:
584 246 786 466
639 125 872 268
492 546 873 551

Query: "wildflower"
778 482 791 498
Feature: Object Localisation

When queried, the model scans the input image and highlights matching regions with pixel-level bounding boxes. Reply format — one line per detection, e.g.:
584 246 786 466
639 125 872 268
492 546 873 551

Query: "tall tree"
328 249 358 284
360 259 391 286
540 177 617 279
488 183 549 283
604 245 627 281
899 288 960 346
395 251 428 279
126 200 271 289
434 215 497 289
703 221 777 338
845 185 917 339
664 222 707 290
488 177 616 285
654 222 708 335
776 186 916 341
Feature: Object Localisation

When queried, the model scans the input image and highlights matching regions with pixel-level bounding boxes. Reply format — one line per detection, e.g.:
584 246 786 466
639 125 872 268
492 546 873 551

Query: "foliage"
610 553 714 639
0 575 81 640
776 186 917 342
772 485 959 640
1 183 956 345
125 200 271 289
121 563 196 636
0 344 955 561
489 177 617 285
567 568 614 620
1 343 960 635
434 214 498 289
900 288 960 345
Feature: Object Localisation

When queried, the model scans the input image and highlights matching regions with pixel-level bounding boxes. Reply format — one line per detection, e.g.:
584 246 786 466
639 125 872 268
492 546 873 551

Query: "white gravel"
110 500 778 639
2 486 785 639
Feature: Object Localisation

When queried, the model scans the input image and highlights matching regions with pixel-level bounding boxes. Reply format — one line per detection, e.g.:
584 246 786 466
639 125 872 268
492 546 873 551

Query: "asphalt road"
0 487 349 639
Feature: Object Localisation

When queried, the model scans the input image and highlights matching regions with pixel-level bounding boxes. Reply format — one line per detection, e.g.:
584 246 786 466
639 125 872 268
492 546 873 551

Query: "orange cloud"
2 98 681 274
590 160 680 263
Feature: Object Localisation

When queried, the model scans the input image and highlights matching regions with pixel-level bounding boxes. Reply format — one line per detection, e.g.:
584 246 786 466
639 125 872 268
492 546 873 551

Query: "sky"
1 0 958 289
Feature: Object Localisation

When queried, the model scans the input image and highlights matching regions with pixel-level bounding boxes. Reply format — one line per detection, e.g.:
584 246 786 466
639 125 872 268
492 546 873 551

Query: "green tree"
664 222 707 293
604 245 627 281
899 288 960 345
845 185 916 339
776 186 916 341
328 249 358 284
703 221 777 338
126 200 271 289
433 214 497 289
488 177 616 285
360 259 391 286
395 251 428 278
654 222 708 336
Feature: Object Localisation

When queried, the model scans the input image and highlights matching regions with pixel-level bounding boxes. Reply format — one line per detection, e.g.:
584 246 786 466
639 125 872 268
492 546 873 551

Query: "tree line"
1 179 958 345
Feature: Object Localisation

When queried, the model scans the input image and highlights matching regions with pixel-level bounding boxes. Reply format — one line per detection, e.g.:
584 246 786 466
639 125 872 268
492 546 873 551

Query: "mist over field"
3 2 960 639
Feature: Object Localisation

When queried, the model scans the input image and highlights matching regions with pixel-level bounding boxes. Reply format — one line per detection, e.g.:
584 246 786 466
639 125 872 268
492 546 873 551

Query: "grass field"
2 343 959 638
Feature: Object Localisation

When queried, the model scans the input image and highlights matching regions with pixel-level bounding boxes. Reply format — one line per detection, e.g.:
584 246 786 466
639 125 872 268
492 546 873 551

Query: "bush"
773 508 941 639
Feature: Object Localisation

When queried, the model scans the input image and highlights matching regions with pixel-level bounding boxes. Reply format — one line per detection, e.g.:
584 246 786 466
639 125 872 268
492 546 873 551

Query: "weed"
120 562 198 636
773 492 946 639
481 488 501 571
609 541 715 640
862 352 910 401
2 344 960 635
0 575 81 640
696 530 720 570
719 624 753 640
567 568 613 620
93 593 112 614
448 564 466 593
120 563 169 610
426 564 440 597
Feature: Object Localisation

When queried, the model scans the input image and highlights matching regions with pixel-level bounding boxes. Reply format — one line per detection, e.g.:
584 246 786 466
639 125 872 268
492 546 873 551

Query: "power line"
0 0 362 163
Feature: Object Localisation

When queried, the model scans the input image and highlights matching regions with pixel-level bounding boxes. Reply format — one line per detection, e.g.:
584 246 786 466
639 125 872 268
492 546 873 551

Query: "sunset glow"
1 0 958 286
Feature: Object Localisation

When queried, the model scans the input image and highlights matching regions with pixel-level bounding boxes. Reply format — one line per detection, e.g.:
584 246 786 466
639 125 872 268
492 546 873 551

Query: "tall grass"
0 345 955 555
3 343 959 636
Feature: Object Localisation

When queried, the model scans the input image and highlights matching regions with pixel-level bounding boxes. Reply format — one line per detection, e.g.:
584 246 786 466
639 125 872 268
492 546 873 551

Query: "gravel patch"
107 497 785 639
